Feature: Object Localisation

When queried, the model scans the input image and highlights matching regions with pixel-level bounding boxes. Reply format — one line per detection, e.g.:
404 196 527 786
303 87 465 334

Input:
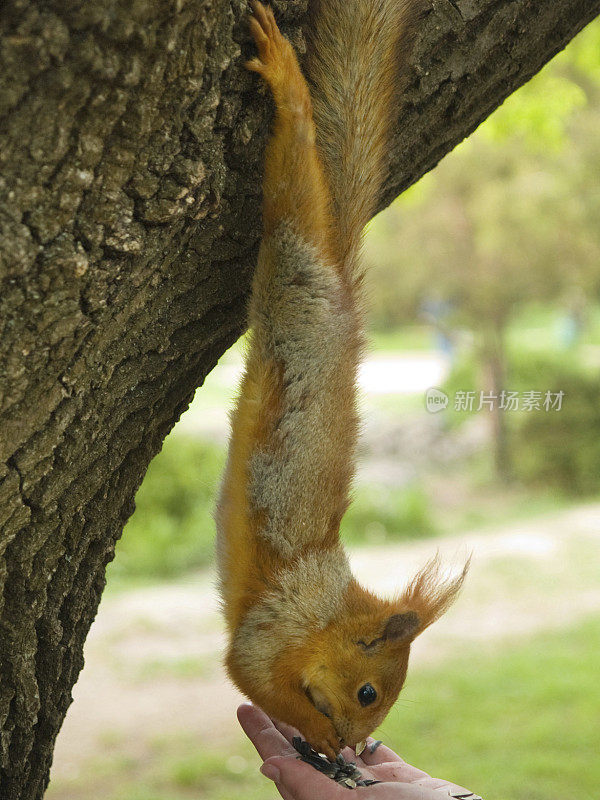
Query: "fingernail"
260 763 281 782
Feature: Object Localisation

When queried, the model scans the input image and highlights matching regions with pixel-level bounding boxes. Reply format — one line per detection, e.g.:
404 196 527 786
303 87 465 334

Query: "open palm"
238 704 482 800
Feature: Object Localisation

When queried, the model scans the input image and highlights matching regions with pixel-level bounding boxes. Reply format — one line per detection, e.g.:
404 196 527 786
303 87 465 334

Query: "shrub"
513 363 600 495
341 483 434 545
442 349 600 494
108 436 225 581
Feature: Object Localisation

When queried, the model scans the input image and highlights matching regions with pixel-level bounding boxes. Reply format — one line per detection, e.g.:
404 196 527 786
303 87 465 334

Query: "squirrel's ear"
358 610 419 652
398 554 470 636
382 611 420 642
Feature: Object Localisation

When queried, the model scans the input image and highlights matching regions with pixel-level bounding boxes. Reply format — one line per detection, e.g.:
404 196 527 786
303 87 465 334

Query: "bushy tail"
304 0 429 277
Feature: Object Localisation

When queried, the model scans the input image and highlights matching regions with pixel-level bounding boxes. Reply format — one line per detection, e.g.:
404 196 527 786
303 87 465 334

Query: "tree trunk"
482 321 511 482
0 0 598 796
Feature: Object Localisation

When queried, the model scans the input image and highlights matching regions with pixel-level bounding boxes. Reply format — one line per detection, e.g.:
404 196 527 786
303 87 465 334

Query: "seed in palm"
291 736 381 790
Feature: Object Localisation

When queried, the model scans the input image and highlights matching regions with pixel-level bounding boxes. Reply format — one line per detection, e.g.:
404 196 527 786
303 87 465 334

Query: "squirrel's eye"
357 683 377 706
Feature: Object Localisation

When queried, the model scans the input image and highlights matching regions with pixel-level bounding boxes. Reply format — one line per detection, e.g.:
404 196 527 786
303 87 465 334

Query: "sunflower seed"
291 736 373 789
369 739 383 754
355 740 367 756
307 756 329 772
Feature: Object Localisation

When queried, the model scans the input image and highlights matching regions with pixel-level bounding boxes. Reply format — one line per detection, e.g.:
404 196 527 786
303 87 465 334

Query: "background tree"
1 1 600 798
365 19 600 478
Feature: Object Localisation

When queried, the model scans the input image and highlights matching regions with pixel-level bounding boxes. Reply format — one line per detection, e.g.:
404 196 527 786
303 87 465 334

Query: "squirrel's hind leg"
246 1 336 265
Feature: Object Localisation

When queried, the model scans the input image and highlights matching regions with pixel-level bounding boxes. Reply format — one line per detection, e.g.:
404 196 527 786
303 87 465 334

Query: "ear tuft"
383 611 420 642
400 553 470 636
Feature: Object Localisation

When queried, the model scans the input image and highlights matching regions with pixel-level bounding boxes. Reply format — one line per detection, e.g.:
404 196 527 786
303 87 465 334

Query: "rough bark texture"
0 0 598 797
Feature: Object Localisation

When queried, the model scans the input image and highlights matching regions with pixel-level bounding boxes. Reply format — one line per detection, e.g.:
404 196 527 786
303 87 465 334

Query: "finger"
368 760 432 784
260 761 295 800
367 784 440 799
262 755 348 800
237 704 297 761
413 776 481 797
271 715 302 743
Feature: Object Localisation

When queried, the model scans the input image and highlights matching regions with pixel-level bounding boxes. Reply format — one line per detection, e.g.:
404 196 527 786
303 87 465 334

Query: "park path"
49 502 600 785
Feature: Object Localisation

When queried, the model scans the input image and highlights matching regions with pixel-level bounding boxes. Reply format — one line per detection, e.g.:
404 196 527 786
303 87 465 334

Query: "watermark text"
425 388 564 414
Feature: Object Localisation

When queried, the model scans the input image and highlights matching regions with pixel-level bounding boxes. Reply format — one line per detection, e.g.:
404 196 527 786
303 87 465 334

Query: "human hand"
237 703 482 800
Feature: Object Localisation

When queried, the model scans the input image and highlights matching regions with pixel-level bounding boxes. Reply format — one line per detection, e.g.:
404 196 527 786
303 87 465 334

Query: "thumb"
261 756 347 800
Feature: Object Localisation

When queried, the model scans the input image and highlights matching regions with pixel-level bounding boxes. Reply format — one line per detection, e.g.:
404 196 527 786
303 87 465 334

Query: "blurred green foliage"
108 437 225 581
514 365 600 494
480 74 586 152
443 341 588 419
481 18 600 150
341 483 434 545
365 18 600 331
443 346 600 494
364 19 600 481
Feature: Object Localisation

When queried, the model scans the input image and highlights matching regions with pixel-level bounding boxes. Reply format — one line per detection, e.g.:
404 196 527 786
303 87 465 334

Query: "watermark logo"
425 389 565 413
425 387 449 413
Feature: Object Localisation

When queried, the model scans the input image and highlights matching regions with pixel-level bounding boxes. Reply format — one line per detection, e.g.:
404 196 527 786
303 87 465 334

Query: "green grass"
426 449 569 536
383 615 600 800
125 656 212 683
48 617 600 800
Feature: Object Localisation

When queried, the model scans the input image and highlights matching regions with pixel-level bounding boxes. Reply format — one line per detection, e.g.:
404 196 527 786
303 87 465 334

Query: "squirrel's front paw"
301 714 341 762
246 2 295 88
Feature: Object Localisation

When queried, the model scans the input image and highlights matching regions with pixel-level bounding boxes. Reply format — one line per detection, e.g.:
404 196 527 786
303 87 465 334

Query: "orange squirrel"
216 0 467 759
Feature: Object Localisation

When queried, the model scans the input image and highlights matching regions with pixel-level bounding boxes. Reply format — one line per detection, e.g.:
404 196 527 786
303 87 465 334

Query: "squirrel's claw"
318 739 340 763
247 0 290 83
251 1 275 36
301 717 342 762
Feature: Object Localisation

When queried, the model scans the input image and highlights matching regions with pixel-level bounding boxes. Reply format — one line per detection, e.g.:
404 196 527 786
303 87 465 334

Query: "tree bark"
0 0 598 797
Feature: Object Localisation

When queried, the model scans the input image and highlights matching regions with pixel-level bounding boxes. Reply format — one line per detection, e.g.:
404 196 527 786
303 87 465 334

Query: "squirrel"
216 0 468 760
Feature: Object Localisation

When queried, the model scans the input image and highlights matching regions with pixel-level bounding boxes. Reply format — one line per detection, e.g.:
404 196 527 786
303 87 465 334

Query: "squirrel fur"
216 0 467 759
